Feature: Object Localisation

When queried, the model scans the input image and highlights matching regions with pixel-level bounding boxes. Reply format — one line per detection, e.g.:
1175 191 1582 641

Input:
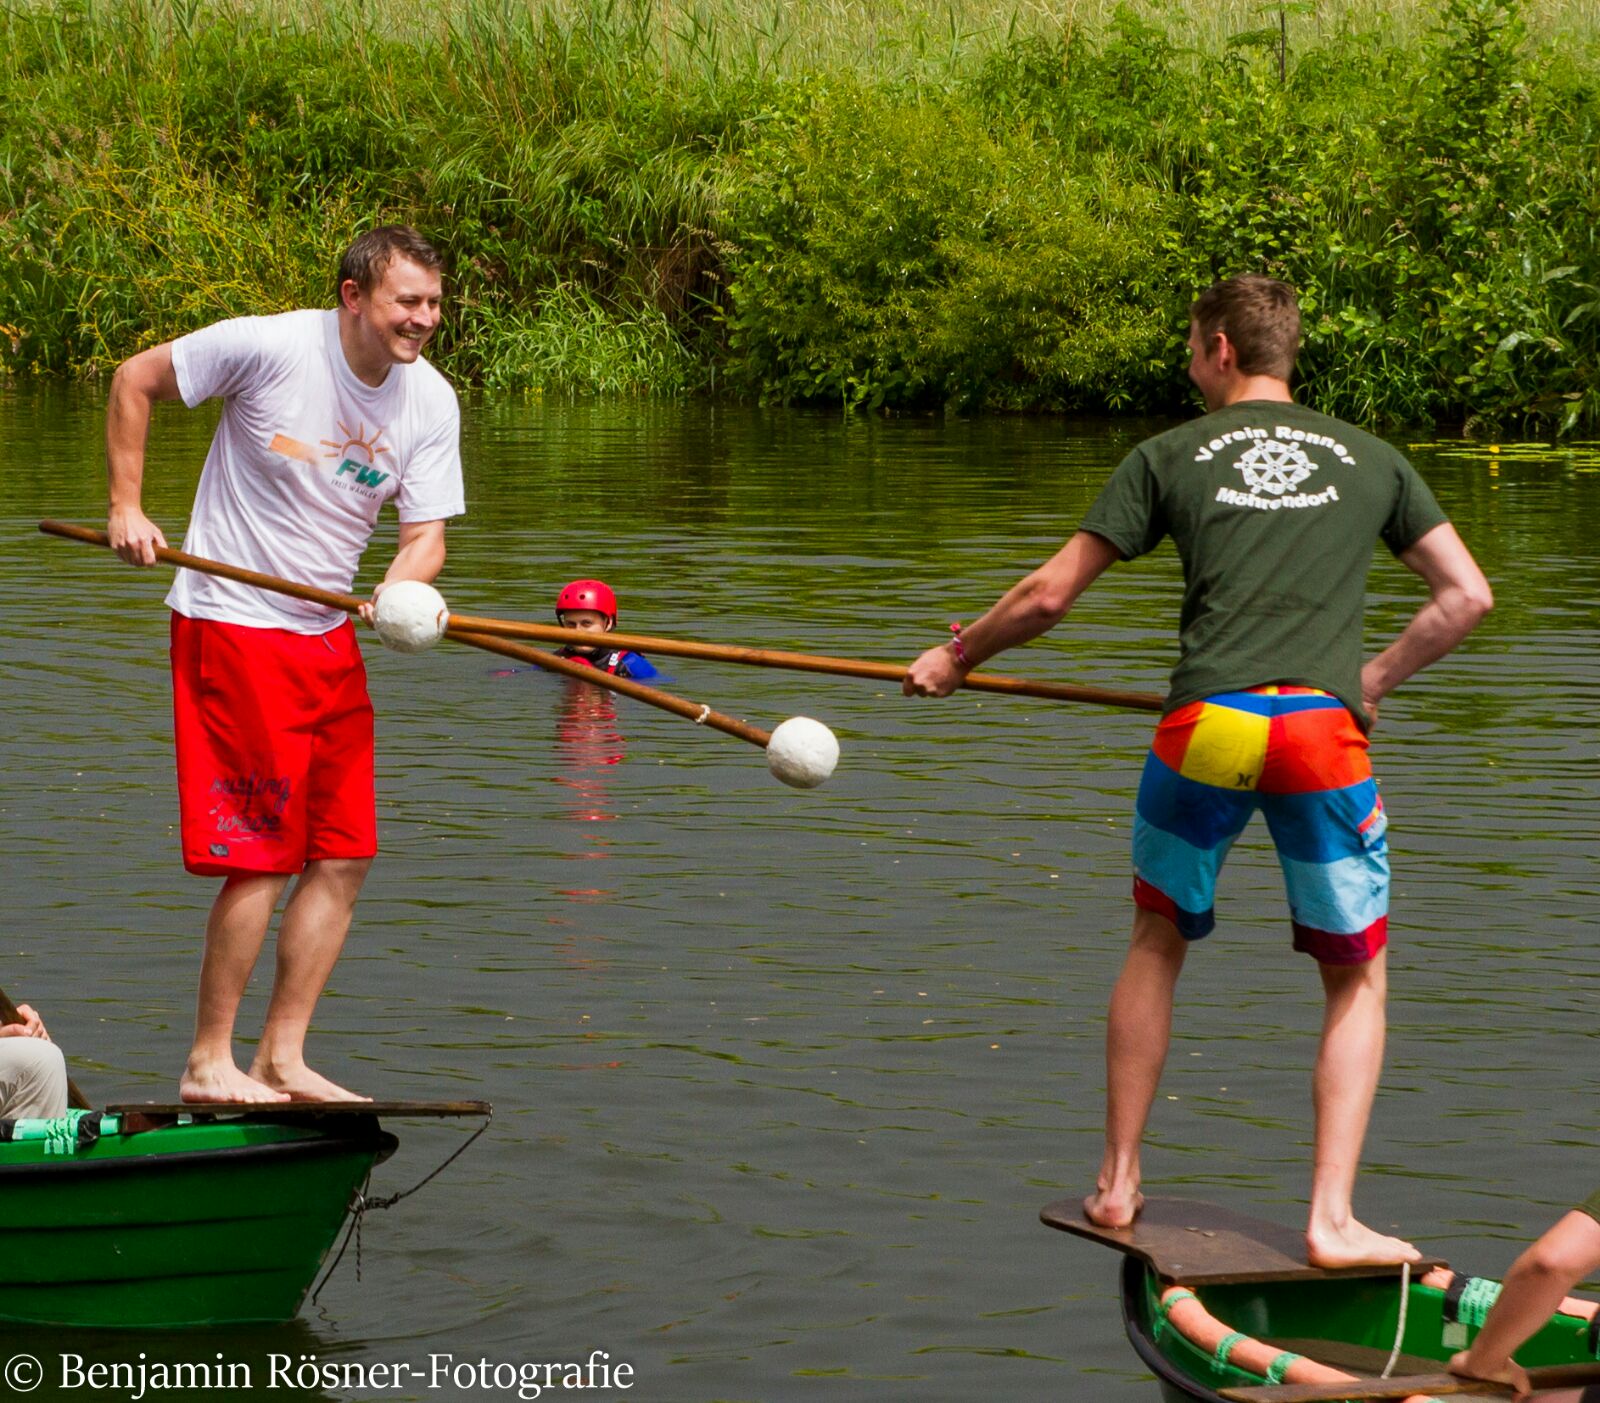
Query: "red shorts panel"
171 614 376 876
1258 704 1372 794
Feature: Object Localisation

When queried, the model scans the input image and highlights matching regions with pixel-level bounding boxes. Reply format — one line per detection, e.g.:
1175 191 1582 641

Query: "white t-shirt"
166 308 465 632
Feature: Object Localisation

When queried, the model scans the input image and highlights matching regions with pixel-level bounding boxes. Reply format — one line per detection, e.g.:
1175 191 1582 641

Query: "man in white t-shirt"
105 226 465 1105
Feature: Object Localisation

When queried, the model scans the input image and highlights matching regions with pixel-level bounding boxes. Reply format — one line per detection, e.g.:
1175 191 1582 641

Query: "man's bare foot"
249 1057 371 1103
180 1058 291 1104
1448 1348 1531 1399
1084 1184 1144 1230
1305 1216 1422 1269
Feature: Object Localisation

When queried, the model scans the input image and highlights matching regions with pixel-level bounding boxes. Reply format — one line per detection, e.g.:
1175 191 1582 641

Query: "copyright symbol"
3 1355 41 1392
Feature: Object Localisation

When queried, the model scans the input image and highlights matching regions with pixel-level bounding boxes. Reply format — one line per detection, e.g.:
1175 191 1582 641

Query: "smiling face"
339 255 443 385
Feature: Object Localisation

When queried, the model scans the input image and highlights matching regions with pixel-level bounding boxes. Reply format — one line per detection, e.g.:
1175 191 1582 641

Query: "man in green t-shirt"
1447 1190 1600 1396
904 275 1494 1268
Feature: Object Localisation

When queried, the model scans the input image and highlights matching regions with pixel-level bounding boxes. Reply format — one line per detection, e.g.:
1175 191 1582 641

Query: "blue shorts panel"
1259 779 1385 865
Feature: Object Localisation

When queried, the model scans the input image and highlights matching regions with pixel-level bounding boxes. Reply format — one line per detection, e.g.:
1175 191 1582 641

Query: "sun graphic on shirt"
320 421 392 465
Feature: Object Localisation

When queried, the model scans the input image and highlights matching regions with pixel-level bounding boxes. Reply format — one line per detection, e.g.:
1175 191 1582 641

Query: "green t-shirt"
1080 401 1448 727
1580 1186 1600 1225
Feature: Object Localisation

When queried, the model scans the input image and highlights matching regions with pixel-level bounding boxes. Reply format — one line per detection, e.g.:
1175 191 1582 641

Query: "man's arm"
903 530 1122 697
1448 1210 1600 1398
0 1003 51 1041
106 343 183 566
359 519 449 624
1361 522 1493 723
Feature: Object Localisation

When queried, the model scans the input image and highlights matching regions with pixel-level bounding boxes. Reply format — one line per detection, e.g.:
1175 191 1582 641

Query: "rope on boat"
0 1109 118 1155
1379 1259 1411 1378
309 1170 374 1305
1266 1352 1300 1384
1457 1275 1503 1329
1151 1287 1196 1343
309 1116 491 1306
1213 1332 1249 1371
1442 1269 1503 1329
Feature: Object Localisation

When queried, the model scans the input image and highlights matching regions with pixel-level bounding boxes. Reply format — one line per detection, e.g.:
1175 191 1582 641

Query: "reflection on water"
554 677 624 895
555 679 626 826
0 385 1595 1402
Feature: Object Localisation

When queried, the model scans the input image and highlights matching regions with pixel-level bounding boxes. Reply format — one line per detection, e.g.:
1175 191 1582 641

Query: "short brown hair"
1189 275 1301 380
337 225 444 295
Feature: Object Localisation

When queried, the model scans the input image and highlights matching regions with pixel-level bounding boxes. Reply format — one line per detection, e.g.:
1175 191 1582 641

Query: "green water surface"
0 386 1594 1401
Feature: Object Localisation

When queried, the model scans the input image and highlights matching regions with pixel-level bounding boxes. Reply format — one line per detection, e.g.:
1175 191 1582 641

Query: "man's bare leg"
249 857 372 1101
1085 908 1188 1228
1305 949 1420 1268
182 873 294 1103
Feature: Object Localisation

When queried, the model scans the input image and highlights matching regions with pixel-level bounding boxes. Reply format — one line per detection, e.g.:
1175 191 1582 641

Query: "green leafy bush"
0 0 1597 428
720 82 1171 410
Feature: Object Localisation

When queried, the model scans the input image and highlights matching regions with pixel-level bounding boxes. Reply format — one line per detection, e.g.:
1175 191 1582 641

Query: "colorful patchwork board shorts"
1132 686 1389 965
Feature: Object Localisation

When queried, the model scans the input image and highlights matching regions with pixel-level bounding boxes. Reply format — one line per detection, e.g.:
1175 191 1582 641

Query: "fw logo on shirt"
334 459 390 488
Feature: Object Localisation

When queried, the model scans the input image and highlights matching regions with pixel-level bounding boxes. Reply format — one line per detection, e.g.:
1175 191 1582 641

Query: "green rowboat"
1045 1196 1600 1402
0 1100 486 1328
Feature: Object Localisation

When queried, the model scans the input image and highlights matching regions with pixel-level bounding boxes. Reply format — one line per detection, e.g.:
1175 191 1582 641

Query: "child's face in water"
559 608 611 651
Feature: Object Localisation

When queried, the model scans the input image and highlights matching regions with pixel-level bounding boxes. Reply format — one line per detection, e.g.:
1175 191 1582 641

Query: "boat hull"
0 1117 395 1327
1119 1252 1600 1402
1121 1256 1234 1403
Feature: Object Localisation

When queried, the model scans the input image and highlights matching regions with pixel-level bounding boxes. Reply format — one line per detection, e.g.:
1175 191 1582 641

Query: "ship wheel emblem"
1235 439 1316 496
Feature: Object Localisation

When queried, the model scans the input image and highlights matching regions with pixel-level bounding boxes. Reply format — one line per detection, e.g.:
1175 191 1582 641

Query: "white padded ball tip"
374 580 449 654
766 716 840 789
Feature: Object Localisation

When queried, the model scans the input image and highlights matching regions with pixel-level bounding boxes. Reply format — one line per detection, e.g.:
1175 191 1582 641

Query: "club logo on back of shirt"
1198 424 1355 512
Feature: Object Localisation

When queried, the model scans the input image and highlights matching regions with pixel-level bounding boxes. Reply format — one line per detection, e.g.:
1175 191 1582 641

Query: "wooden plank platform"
1039 1196 1445 1285
106 1100 492 1119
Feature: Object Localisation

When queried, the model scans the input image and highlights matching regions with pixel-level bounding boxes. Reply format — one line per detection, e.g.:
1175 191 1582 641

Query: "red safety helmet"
556 579 617 623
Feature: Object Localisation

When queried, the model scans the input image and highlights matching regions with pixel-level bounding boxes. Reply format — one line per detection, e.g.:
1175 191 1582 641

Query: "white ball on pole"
374 580 449 653
765 716 840 789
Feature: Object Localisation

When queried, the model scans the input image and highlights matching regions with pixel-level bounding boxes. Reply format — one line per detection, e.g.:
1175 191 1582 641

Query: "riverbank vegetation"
3 0 1598 429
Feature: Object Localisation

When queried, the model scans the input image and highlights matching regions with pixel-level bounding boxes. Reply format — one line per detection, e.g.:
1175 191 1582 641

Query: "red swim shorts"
171 614 377 877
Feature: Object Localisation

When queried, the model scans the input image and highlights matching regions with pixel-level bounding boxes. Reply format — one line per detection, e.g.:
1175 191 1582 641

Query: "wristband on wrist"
948 622 971 668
